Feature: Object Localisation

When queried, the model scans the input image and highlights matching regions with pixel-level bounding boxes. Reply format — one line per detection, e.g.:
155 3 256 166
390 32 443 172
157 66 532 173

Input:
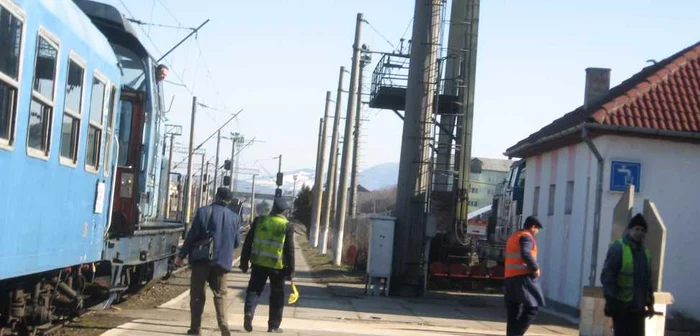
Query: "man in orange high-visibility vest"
504 216 545 336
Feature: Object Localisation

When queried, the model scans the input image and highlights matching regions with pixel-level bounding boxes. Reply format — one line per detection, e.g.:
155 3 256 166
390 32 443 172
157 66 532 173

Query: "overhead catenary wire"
362 19 396 50
127 18 197 31
171 108 245 170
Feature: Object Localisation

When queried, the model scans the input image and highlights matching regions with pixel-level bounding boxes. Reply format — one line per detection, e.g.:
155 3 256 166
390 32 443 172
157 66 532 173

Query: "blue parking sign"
610 161 641 192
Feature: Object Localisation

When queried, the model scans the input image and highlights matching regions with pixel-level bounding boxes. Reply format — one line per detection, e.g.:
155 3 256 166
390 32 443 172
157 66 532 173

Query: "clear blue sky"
104 0 699 176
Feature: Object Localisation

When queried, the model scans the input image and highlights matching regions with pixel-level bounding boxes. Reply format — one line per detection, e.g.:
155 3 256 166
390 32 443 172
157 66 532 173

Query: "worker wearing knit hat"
601 213 654 336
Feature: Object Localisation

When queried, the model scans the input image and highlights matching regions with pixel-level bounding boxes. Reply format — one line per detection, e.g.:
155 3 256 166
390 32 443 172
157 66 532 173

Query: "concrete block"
580 324 592 336
592 325 605 336
583 296 595 311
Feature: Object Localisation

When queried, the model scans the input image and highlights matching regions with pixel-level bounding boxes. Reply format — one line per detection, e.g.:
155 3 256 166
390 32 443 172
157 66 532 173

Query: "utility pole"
350 49 371 218
333 13 363 266
250 174 257 222
392 0 442 295
311 93 330 247
230 133 245 194
292 174 298 214
199 157 207 207
319 66 345 255
214 130 221 190
165 133 176 219
455 0 480 225
229 134 236 193
330 146 340 250
184 96 197 234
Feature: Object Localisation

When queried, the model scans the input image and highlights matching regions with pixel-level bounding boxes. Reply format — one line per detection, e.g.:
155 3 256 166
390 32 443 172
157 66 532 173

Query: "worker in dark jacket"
239 197 295 333
503 216 545 336
601 213 655 336
176 188 242 336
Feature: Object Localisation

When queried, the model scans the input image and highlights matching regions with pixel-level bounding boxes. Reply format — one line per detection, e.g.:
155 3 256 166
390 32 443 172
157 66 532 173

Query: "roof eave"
505 123 700 158
504 123 586 158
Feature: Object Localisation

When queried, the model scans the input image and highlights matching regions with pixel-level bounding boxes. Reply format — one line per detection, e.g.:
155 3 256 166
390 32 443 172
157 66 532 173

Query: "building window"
471 187 479 194
565 181 574 215
85 74 106 170
0 3 23 147
27 32 59 156
103 85 117 176
548 184 556 216
469 200 478 207
533 187 540 216
59 56 85 163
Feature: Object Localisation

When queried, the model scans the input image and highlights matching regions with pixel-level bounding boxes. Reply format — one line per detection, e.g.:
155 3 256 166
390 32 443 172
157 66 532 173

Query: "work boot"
221 328 231 336
268 327 284 333
244 315 253 332
186 328 200 335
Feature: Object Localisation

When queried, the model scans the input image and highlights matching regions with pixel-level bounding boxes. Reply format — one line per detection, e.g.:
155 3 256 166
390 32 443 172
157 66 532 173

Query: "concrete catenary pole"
434 0 470 191
392 0 442 294
311 92 330 247
250 174 257 222
319 67 345 255
333 13 363 266
349 57 367 218
214 130 221 189
165 133 175 219
455 0 479 224
184 96 197 233
229 134 236 193
199 157 207 207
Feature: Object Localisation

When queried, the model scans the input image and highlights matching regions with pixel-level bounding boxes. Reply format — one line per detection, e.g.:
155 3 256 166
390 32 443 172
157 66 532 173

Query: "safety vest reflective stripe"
250 215 288 270
252 250 282 260
255 239 284 249
614 238 651 303
505 264 528 270
505 253 521 258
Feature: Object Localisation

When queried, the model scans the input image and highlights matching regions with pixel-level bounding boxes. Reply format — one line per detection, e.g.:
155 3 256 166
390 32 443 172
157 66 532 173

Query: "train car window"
103 85 117 176
85 74 106 171
117 100 132 166
27 31 59 157
111 43 145 91
59 55 86 164
0 2 24 148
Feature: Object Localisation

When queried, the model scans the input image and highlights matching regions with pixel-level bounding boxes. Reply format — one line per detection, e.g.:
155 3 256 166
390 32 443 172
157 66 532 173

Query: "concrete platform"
101 234 578 336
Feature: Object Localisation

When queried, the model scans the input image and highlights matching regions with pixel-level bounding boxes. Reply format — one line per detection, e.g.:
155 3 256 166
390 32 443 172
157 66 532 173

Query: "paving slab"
101 232 578 335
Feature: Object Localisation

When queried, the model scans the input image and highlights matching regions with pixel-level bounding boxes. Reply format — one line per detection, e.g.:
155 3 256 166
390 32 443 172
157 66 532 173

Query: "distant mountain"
357 162 399 191
232 162 400 197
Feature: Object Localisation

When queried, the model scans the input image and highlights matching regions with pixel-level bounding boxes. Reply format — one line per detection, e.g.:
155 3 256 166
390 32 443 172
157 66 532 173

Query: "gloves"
645 305 656 319
239 262 249 273
281 267 294 280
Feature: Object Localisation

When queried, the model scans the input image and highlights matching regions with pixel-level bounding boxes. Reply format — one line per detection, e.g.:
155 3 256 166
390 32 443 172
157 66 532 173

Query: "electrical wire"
127 18 196 31
363 19 396 50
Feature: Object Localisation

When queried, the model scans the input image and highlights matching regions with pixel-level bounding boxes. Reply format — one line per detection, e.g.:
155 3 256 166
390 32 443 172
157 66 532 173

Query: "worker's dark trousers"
244 266 286 330
190 264 229 334
612 311 645 336
506 302 538 336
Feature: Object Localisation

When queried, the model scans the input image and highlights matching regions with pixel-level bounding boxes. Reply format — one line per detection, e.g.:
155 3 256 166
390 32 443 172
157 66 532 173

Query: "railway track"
35 226 250 336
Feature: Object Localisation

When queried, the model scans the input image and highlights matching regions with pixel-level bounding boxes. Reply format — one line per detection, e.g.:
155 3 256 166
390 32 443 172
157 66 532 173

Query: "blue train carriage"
0 0 122 331
73 0 184 297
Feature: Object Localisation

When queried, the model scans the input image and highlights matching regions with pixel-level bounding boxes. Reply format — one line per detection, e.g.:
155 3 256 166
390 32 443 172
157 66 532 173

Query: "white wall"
522 142 596 311
596 135 700 320
522 134 700 320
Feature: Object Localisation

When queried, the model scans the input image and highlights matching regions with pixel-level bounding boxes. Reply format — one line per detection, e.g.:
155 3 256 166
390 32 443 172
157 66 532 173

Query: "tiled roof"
506 40 700 157
473 157 513 172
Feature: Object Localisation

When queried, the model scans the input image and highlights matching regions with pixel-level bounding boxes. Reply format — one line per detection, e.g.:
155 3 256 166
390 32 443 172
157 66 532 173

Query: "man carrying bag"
176 188 242 336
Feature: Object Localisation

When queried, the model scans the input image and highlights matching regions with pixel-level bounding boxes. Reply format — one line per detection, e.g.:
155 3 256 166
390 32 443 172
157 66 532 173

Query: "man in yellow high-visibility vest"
601 213 655 336
239 198 295 333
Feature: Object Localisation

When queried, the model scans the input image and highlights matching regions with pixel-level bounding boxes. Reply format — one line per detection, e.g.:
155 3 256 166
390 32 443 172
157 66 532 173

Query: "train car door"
110 90 145 236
